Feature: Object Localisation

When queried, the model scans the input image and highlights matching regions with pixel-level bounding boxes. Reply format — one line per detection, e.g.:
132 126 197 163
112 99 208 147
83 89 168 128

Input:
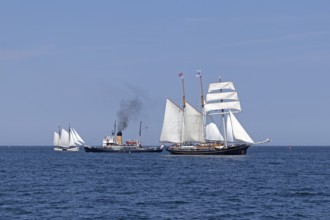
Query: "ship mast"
196 70 206 143
196 70 204 108
138 121 142 146
68 123 71 147
178 72 185 145
112 121 117 136
219 76 228 148
179 72 186 109
139 121 142 137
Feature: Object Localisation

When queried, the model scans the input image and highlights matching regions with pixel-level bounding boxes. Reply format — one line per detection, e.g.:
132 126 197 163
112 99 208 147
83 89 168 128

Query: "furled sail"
228 110 254 144
160 98 184 143
183 102 204 142
205 115 224 141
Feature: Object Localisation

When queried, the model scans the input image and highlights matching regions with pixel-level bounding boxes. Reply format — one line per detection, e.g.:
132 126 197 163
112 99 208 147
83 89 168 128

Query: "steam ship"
84 122 164 153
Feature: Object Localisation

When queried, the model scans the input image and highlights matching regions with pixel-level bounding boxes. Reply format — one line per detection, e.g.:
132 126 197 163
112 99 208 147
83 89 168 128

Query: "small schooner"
160 72 270 155
53 125 85 151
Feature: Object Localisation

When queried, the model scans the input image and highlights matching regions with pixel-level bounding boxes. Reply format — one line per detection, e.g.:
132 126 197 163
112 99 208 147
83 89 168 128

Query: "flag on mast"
196 70 202 77
178 72 184 79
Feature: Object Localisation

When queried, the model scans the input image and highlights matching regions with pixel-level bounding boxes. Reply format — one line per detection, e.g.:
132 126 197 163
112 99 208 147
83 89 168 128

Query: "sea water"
0 146 329 219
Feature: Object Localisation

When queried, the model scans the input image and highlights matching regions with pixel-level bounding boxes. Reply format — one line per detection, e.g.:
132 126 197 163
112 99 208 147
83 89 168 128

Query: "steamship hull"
84 145 164 153
166 144 250 155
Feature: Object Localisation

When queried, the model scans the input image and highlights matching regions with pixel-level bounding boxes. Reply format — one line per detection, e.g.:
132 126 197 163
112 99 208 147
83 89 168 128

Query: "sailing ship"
84 121 164 153
160 72 270 155
53 126 85 151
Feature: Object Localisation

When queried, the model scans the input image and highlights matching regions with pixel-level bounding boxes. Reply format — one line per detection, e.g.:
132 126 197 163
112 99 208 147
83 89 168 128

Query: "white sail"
68 129 75 146
72 128 85 145
226 114 234 142
59 128 70 147
205 115 224 141
70 129 80 146
206 92 239 102
204 101 242 113
229 110 254 144
205 80 242 114
183 102 204 142
160 98 184 143
53 132 60 146
208 82 235 92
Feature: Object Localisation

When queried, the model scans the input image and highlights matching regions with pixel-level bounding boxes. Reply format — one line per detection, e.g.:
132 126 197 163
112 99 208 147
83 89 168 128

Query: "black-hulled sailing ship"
160 72 270 155
84 121 164 153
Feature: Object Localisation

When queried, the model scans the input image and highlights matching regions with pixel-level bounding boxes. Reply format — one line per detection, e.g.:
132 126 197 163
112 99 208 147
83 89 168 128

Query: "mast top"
178 72 186 108
196 70 204 108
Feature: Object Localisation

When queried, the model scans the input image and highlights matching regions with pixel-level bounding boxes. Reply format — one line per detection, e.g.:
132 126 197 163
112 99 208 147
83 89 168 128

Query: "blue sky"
0 1 329 146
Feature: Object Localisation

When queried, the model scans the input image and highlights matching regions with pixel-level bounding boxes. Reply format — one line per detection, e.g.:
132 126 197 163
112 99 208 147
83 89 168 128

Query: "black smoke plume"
117 97 142 131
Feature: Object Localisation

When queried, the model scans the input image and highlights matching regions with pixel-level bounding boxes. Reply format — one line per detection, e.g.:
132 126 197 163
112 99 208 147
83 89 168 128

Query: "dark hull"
166 144 250 155
84 146 163 153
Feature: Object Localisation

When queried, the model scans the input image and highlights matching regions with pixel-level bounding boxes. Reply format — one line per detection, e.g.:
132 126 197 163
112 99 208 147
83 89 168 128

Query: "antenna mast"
112 121 117 135
139 121 142 138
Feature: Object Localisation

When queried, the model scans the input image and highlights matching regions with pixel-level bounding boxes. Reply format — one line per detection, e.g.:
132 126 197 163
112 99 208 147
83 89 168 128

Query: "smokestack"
117 131 122 145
